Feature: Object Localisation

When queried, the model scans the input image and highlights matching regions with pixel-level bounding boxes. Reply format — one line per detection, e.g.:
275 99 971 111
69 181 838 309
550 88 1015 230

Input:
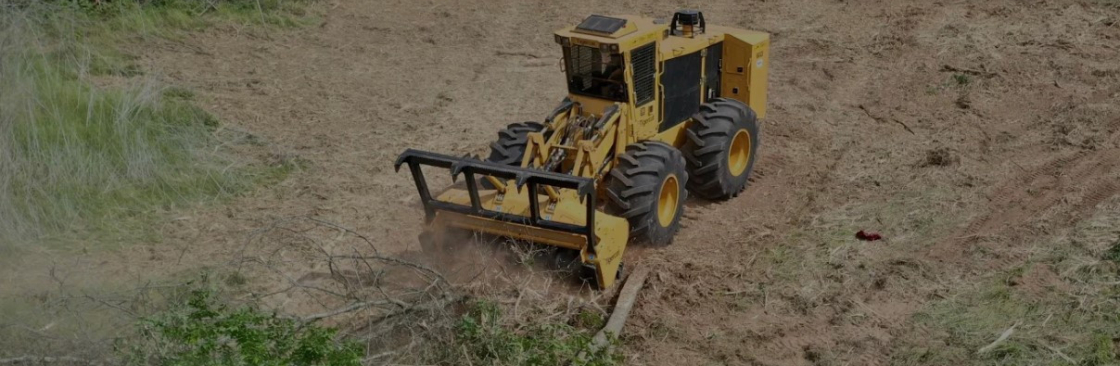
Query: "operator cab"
556 15 634 102
554 15 655 108
553 11 768 137
561 42 627 101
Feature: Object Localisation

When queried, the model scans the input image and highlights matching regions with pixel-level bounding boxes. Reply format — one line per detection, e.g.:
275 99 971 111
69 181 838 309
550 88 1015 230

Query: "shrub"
120 288 362 366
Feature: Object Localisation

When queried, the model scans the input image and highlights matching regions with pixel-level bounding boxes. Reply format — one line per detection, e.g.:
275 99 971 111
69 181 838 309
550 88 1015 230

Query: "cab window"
563 44 627 101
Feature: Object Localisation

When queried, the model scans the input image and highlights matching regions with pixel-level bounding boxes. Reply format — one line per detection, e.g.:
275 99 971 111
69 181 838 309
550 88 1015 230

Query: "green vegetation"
893 199 1120 365
1102 239 1120 265
449 300 620 366
113 288 618 366
894 273 1120 365
952 73 971 86
0 1 310 247
119 287 361 366
32 0 311 31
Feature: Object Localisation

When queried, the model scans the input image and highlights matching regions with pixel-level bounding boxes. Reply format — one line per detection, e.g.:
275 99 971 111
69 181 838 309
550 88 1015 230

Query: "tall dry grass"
0 5 248 247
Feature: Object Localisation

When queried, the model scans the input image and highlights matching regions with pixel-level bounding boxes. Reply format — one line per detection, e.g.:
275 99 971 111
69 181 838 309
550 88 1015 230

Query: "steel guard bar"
394 149 599 251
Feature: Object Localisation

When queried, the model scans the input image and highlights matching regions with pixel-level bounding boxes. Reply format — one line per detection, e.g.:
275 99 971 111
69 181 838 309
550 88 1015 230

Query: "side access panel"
660 51 702 132
720 32 770 119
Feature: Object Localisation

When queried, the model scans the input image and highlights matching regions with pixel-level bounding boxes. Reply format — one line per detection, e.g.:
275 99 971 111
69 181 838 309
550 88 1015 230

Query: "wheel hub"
657 174 679 227
728 129 751 177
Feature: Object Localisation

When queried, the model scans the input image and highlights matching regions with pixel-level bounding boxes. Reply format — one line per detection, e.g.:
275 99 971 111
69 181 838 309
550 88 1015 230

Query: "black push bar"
394 149 599 250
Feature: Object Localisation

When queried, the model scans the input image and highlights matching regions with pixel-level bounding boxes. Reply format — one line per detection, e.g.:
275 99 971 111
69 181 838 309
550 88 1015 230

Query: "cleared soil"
5 0 1120 364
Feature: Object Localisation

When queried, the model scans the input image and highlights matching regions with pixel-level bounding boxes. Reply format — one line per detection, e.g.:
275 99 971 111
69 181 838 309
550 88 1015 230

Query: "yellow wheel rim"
657 174 679 227
728 129 751 177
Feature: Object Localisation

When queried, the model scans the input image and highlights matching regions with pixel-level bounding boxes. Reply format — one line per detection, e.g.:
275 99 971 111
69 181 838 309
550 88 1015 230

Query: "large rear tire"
605 142 688 246
682 98 760 200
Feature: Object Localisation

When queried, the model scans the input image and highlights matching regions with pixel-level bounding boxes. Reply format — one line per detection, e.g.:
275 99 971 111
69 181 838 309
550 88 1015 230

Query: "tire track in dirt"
933 146 1120 263
732 311 898 366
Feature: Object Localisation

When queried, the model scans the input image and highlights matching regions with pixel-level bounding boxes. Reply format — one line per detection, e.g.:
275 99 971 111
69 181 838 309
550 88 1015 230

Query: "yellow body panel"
566 95 617 120
718 29 770 119
659 31 720 58
654 27 770 121
653 120 691 148
433 211 586 250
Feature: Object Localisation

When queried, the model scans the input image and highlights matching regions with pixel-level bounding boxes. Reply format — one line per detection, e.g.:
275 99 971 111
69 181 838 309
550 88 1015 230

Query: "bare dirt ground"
5 0 1119 364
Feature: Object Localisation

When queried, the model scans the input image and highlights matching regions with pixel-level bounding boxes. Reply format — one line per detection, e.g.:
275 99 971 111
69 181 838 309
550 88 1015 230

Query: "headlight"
599 43 619 53
555 35 570 47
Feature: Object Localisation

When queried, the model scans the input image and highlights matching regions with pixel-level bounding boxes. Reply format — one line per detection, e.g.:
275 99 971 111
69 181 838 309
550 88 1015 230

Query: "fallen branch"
495 50 543 59
858 104 915 135
330 254 449 287
345 293 465 339
1040 342 1076 364
362 351 396 363
304 217 381 255
302 299 393 323
576 266 651 363
977 321 1019 354
940 64 997 78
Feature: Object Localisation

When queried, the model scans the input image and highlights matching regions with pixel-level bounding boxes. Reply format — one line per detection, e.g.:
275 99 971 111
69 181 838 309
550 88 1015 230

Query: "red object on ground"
856 230 883 241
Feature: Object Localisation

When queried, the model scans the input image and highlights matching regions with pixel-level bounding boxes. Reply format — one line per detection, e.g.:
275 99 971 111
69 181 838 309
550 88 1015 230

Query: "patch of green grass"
894 273 1120 365
13 1 317 81
48 0 315 31
0 17 226 246
0 3 312 247
118 285 361 366
448 300 620 366
574 308 606 330
1086 333 1119 366
893 199 1120 365
163 86 197 101
1102 239 1120 266
952 73 971 86
82 0 317 51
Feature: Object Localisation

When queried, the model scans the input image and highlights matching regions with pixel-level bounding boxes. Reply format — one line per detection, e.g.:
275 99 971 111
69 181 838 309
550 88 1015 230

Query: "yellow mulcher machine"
396 10 769 288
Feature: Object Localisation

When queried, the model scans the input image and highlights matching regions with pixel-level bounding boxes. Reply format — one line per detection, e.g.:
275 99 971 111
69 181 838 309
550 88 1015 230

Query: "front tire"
605 142 688 246
682 98 760 200
485 121 546 165
481 122 545 188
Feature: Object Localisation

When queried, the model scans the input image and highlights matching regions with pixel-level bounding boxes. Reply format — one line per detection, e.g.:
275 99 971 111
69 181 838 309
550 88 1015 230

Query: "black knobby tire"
486 122 546 165
481 122 545 188
682 98 760 200
604 142 688 246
